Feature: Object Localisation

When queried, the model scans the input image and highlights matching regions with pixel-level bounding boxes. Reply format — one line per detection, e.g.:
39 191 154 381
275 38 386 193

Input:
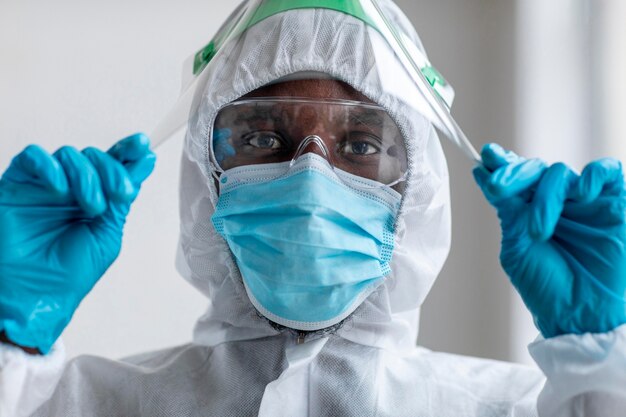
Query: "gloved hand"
0 133 156 354
473 143 626 338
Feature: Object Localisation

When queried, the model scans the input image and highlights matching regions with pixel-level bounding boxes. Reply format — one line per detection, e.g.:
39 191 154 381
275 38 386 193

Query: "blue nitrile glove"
0 133 156 354
473 143 626 338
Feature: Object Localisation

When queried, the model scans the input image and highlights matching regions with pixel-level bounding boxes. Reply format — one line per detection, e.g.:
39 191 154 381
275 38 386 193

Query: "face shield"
151 0 481 165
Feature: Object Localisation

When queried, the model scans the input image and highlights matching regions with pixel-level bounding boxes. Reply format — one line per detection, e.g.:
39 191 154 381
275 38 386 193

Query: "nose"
292 135 331 162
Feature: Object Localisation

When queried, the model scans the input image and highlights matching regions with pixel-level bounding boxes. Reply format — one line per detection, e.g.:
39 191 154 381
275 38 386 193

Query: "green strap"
248 0 375 29
193 5 247 75
421 65 446 88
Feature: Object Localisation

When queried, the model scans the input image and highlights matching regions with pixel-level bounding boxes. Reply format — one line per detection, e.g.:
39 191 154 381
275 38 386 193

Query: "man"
1 1 625 416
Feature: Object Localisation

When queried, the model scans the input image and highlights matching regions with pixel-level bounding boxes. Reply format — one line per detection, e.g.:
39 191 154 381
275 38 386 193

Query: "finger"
573 158 624 203
529 162 577 241
82 147 135 203
473 165 499 204
2 145 68 193
108 132 152 163
486 158 547 199
124 153 156 187
480 143 524 172
107 133 156 186
90 156 154 237
53 146 106 216
562 195 626 227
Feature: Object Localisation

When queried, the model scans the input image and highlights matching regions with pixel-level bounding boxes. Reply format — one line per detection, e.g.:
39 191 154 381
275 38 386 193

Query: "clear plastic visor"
212 98 408 187
150 0 481 165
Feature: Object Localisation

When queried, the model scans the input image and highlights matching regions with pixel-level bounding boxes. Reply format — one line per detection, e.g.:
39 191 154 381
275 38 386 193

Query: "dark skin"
217 79 379 168
1 79 405 354
0 332 39 354
244 78 375 102
215 78 407 190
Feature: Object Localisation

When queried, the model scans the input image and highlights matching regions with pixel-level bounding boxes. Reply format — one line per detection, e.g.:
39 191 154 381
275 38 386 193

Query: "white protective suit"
2 2 626 416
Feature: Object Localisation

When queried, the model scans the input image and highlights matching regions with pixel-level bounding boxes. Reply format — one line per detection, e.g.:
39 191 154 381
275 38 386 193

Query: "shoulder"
57 343 210 389
32 344 214 416
401 347 545 415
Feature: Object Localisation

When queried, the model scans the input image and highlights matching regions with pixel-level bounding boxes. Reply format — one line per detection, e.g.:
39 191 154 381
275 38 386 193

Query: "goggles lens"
212 98 408 187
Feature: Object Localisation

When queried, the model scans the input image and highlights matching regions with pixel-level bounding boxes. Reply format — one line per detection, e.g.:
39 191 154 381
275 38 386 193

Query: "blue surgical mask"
211 154 401 331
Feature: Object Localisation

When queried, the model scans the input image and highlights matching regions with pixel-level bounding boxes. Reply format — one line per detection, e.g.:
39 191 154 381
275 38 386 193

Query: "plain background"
1 0 624 364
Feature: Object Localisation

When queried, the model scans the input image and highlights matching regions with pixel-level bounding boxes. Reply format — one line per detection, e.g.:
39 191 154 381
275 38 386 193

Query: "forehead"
242 79 376 104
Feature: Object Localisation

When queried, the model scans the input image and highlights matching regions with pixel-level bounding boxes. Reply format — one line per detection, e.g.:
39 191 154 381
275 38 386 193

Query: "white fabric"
3 326 626 416
1 1 626 416
0 342 64 417
529 328 626 416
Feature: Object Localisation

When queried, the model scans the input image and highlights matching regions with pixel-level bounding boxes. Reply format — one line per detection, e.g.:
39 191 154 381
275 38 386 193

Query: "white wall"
593 0 626 160
397 0 522 362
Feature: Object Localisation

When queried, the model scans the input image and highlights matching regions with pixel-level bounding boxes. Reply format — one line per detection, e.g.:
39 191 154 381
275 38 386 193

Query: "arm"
530 325 626 417
0 340 65 417
0 134 155 415
474 144 626 416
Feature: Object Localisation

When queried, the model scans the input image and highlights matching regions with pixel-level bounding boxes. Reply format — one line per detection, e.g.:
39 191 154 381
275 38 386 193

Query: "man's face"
213 79 408 190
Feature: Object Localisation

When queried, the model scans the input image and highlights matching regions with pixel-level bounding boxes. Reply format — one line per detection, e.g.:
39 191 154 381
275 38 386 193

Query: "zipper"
296 331 306 345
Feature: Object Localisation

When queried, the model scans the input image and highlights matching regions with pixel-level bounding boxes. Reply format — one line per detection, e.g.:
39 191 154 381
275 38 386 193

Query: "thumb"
108 133 157 189
91 133 156 238
473 165 499 206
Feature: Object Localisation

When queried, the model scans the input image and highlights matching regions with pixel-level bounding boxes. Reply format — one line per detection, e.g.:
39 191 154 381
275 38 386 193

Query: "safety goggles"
212 98 408 187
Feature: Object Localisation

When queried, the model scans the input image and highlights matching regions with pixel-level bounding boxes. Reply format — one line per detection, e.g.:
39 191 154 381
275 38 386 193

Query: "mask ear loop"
211 167 223 183
385 173 407 188
208 123 227 183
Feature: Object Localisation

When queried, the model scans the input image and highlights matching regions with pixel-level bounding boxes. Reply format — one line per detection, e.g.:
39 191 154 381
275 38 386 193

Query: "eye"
339 133 381 156
347 141 377 155
244 131 286 150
